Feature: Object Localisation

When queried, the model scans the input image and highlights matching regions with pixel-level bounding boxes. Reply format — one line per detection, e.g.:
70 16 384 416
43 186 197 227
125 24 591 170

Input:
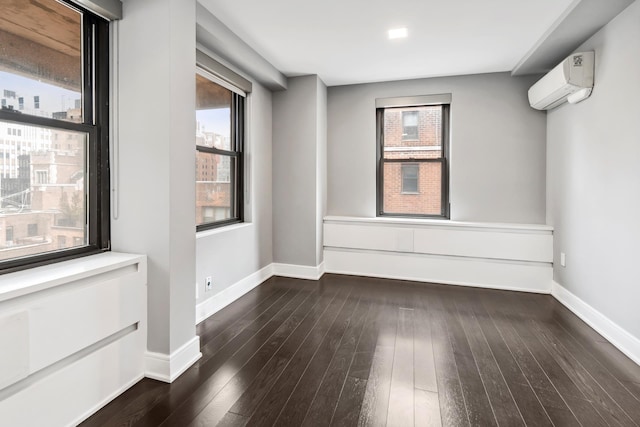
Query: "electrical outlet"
560 252 566 267
205 276 212 291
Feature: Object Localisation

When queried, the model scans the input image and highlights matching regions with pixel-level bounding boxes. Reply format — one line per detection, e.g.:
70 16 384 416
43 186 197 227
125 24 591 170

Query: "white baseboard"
196 264 275 324
272 261 325 280
145 336 202 383
194 262 326 326
551 281 640 366
324 249 552 294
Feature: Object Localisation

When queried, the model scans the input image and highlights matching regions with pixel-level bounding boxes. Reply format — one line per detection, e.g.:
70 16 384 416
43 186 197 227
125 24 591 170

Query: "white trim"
551 281 640 366
194 262 326 326
324 249 552 294
375 93 452 108
0 252 145 303
73 0 123 21
145 336 202 383
195 264 274 324
196 222 253 239
109 19 120 220
272 262 326 281
324 215 553 233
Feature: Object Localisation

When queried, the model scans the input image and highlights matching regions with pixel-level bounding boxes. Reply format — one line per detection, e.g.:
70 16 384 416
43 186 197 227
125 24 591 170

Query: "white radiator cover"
0 252 147 427
323 216 553 293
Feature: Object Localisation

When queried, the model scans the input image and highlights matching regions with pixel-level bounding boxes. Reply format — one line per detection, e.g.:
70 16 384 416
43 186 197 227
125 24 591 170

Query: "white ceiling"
199 0 578 86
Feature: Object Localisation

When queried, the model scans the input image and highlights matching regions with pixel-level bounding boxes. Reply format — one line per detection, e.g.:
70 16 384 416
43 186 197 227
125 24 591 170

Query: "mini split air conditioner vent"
528 52 594 110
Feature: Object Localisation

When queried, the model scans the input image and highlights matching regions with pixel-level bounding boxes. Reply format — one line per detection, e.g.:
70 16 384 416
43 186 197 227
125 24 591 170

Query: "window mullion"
0 112 95 133
196 146 239 157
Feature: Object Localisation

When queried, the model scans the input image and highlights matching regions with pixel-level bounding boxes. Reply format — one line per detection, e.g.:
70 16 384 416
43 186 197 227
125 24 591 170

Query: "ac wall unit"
528 51 594 110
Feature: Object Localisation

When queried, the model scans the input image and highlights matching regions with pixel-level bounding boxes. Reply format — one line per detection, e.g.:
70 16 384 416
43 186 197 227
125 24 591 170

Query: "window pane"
196 151 237 225
0 121 88 262
196 74 232 151
0 0 83 122
384 106 442 159
383 162 441 215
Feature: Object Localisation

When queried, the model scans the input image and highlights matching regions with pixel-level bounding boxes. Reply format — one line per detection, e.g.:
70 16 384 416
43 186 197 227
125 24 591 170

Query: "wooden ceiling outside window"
0 0 82 91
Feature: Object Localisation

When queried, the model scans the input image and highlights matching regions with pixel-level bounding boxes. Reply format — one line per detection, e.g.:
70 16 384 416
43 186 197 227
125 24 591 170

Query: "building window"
195 68 244 230
402 111 419 140
6 226 14 243
377 95 450 218
401 164 419 193
0 0 110 273
35 170 49 184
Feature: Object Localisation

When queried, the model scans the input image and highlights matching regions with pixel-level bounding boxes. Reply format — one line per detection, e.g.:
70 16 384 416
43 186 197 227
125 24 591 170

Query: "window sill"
324 215 553 233
0 252 145 303
196 222 252 239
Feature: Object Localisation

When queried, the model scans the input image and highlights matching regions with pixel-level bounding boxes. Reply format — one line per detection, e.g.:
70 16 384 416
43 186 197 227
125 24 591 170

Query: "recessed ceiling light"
388 27 408 39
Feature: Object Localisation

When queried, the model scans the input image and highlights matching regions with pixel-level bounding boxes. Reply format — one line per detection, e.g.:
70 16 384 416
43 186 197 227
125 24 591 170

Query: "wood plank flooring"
82 274 640 426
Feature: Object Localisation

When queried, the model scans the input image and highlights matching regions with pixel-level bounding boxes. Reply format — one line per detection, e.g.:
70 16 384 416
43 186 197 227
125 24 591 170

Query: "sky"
196 108 230 137
0 71 81 115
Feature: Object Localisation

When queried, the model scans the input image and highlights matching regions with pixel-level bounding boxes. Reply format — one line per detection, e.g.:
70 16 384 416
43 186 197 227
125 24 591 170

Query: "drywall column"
112 0 199 380
273 75 327 267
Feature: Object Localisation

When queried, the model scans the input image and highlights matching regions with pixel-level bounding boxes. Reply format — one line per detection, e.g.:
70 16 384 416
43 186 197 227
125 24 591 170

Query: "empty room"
0 0 639 426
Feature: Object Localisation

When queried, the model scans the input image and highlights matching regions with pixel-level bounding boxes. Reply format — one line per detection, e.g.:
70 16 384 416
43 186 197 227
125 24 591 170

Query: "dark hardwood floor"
82 274 640 426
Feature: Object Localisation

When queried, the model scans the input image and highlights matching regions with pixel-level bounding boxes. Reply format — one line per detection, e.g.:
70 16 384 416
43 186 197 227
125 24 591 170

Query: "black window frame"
0 0 110 274
195 70 244 232
376 102 450 219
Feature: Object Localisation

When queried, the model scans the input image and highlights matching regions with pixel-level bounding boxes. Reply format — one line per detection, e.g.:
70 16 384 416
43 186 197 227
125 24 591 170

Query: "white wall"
113 0 198 363
547 2 640 342
272 75 327 267
327 73 547 224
